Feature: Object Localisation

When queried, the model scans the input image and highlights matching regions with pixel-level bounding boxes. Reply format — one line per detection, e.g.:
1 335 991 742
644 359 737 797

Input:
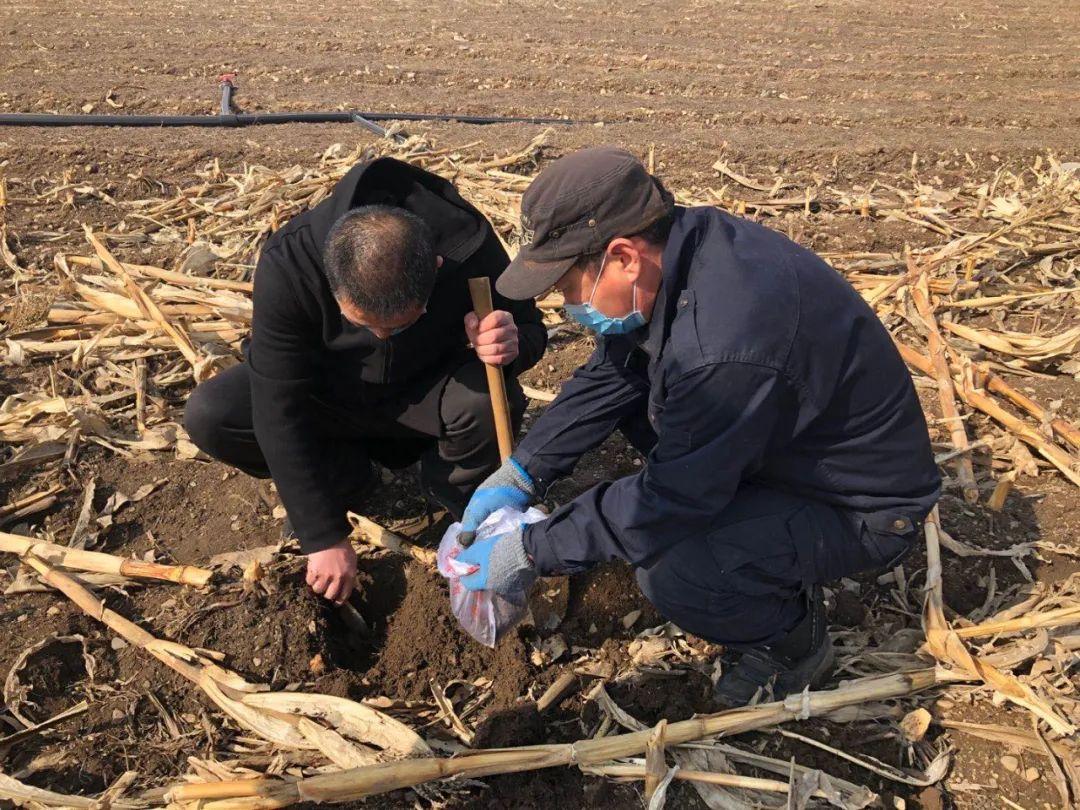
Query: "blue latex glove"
456 524 536 595
460 457 536 544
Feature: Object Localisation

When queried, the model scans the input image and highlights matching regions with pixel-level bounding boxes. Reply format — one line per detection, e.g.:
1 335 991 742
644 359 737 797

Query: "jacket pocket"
854 512 920 572
786 505 911 585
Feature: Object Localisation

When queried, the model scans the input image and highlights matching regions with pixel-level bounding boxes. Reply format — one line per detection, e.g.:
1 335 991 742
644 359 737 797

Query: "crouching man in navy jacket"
455 147 940 705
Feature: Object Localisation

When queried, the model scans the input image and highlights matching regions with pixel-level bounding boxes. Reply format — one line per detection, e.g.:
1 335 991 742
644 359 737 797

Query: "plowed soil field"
1 1 1077 808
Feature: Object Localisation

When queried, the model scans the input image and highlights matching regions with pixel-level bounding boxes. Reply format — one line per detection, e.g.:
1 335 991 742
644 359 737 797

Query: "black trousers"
183 359 527 519
615 408 902 648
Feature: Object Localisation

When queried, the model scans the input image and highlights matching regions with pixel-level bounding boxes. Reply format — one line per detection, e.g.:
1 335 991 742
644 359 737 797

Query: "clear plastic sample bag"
436 506 546 647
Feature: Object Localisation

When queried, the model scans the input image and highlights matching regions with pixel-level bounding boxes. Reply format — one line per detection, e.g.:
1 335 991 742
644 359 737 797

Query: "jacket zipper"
382 335 393 383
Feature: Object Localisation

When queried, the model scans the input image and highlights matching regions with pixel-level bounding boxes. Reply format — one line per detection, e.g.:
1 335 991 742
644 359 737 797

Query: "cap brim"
495 253 577 300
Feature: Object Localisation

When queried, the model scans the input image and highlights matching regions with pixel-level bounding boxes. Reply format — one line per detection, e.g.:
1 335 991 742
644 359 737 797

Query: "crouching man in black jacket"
184 158 546 604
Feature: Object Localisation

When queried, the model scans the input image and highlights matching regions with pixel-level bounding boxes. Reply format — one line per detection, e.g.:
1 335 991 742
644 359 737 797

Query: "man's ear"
608 237 643 283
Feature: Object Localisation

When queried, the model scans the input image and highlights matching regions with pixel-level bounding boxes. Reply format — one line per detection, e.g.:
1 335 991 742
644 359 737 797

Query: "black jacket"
517 206 940 576
248 158 546 552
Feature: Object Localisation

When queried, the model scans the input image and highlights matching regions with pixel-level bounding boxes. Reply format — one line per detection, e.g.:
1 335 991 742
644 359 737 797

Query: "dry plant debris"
1 134 1078 808
1 134 1076 501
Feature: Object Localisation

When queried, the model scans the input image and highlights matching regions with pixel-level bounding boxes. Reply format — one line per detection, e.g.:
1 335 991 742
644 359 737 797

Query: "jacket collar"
313 157 490 269
639 206 697 361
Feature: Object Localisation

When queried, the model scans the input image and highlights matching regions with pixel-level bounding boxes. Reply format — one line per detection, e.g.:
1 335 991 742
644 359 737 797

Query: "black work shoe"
713 586 834 707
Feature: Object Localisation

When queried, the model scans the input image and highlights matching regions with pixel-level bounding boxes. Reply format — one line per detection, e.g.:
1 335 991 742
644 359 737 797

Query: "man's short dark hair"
324 205 436 319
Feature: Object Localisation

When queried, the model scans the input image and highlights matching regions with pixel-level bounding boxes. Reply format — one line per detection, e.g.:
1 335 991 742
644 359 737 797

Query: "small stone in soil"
915 787 943 810
1024 767 1040 781
541 634 568 661
1000 754 1019 772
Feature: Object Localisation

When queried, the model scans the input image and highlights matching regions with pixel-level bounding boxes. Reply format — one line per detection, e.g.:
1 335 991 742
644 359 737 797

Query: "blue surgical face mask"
563 254 647 336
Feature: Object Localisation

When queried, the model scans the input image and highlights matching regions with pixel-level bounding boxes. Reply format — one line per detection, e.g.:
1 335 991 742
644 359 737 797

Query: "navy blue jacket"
516 206 940 575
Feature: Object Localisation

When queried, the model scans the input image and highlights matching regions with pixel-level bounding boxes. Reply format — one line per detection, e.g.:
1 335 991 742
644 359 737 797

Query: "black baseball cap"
495 147 675 300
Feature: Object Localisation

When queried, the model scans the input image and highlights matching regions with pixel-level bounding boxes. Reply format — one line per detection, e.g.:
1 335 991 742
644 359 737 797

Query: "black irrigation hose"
0 110 584 128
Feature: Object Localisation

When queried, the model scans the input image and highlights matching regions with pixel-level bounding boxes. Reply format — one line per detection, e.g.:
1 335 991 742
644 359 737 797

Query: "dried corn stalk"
167 667 946 807
921 508 1075 735
0 530 212 586
0 773 147 810
2 137 1078 485
17 552 431 768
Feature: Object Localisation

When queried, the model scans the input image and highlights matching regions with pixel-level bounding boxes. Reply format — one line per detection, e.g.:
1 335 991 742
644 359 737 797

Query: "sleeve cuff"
521 521 561 575
507 322 547 376
510 446 555 497
297 518 350 555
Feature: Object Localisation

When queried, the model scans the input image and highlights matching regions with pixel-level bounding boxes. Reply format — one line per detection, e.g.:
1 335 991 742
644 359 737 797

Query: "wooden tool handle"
467 277 514 461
